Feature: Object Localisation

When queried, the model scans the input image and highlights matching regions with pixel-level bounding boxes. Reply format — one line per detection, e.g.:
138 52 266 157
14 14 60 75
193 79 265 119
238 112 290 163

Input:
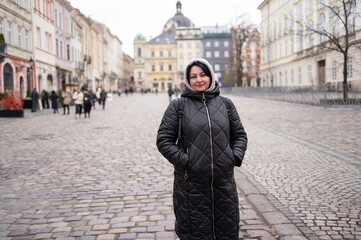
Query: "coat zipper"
202 93 216 240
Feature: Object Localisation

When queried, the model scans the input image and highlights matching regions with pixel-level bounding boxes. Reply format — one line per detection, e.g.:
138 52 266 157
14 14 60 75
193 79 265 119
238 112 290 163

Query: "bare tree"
297 0 361 99
225 15 258 87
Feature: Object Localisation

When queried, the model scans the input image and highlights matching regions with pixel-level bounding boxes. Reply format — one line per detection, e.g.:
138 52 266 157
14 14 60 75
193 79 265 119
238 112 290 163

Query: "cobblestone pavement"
0 94 279 240
228 96 361 240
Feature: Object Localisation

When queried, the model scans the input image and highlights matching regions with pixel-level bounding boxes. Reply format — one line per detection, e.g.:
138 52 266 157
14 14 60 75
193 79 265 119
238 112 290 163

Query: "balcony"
0 43 8 62
75 62 84 72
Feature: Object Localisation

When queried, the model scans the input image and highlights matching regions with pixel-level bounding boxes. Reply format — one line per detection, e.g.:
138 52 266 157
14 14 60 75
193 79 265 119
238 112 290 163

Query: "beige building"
176 27 202 84
258 0 361 88
133 33 146 89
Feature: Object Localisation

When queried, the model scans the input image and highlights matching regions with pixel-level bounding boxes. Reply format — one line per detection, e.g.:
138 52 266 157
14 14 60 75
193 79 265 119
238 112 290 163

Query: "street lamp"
29 57 34 90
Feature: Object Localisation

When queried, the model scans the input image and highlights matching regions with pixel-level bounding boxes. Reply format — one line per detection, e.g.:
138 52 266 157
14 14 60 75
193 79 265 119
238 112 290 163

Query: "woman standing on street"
73 88 84 119
62 90 72 115
50 90 59 114
157 58 248 240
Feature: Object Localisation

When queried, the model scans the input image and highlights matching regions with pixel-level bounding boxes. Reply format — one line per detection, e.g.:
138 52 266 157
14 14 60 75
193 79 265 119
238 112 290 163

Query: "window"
299 30 303 51
224 51 229 58
206 41 211 47
55 9 57 26
279 41 282 57
56 39 58 56
224 41 229 47
36 27 41 47
159 49 163 57
23 0 27 9
279 19 281 35
151 50 155 57
291 69 294 86
298 67 302 84
274 22 276 37
332 8 339 37
285 71 288 86
0 18 3 33
18 27 22 48
187 42 191 48
196 42 200 48
67 44 70 60
279 72 282 86
214 51 220 57
347 1 356 32
196 52 200 58
307 65 312 83
59 12 62 29
160 64 164 71
138 47 141 57
308 0 313 15
214 64 220 71
151 65 155 71
319 14 325 43
284 15 288 30
7 22 12 44
25 30 29 50
168 49 171 57
206 51 211 58
291 35 294 53
284 39 288 56
60 40 63 58
168 64 172 71
187 52 192 58
309 21 314 47
214 41 219 47
179 43 183 48
298 2 303 21
347 57 352 79
332 60 337 81
180 53 184 59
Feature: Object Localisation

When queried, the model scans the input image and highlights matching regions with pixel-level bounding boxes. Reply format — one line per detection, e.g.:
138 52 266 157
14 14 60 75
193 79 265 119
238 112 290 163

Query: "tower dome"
134 33 146 41
163 1 194 31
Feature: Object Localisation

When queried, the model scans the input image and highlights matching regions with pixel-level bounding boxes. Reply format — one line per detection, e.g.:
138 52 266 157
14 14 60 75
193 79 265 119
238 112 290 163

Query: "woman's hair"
186 61 212 84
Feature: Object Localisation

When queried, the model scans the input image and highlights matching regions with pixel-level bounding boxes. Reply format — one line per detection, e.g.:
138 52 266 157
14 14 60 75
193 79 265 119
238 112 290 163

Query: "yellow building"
134 1 195 92
258 0 361 87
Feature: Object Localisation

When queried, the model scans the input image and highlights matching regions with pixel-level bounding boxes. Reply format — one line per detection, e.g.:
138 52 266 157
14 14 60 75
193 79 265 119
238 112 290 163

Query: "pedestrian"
155 88 158 95
73 88 84 119
31 88 39 112
156 58 248 240
96 87 101 105
42 89 50 109
50 90 59 114
100 86 107 110
90 89 97 110
167 86 174 103
174 85 180 98
118 88 122 97
62 90 72 115
83 88 92 118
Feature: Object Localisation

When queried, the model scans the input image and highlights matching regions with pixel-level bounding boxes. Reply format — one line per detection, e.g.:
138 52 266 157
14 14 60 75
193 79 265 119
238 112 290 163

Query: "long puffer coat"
157 83 248 240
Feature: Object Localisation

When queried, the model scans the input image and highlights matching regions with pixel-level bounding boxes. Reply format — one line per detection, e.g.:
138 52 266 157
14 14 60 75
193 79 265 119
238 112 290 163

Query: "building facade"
133 33 146 89
201 26 232 87
258 0 361 88
32 0 57 93
54 0 73 91
0 0 34 97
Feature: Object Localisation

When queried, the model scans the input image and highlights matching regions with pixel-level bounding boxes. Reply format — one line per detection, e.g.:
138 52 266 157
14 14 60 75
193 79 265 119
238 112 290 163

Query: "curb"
234 167 318 240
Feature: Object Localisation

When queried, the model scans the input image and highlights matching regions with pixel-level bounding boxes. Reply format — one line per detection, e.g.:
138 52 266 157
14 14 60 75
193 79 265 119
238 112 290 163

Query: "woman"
72 88 84 119
62 90 72 115
157 58 247 240
50 90 59 114
83 88 92 118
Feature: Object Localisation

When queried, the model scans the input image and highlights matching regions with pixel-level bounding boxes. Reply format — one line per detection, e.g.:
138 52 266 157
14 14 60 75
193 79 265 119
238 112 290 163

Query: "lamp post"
29 57 34 90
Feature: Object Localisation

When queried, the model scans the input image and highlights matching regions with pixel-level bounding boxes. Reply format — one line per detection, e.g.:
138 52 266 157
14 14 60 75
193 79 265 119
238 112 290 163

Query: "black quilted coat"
157 83 248 240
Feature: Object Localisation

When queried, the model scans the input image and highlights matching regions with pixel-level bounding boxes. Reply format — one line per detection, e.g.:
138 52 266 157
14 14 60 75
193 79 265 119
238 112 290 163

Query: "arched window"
3 63 14 92
308 20 314 47
332 7 339 37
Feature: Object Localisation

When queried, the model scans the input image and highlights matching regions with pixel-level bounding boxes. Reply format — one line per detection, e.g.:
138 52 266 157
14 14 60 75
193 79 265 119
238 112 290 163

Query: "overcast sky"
67 0 263 58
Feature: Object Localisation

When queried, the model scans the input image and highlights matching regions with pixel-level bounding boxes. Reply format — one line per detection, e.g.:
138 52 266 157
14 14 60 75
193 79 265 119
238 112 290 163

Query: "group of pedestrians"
30 86 108 118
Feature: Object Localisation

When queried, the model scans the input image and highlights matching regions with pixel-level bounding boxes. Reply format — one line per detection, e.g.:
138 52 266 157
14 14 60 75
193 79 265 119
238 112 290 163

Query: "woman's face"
189 65 211 92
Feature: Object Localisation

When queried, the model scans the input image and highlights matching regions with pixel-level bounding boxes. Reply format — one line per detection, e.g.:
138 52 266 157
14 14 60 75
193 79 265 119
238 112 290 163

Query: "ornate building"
134 1 195 92
0 0 34 97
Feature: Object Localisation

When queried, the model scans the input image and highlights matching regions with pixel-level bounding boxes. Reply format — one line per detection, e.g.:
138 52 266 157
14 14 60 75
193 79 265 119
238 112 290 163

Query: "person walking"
31 88 39 112
83 88 92 118
50 90 59 114
90 89 97 110
42 90 50 109
73 88 84 119
156 58 248 240
62 90 72 115
167 86 174 103
100 87 107 110
96 87 101 105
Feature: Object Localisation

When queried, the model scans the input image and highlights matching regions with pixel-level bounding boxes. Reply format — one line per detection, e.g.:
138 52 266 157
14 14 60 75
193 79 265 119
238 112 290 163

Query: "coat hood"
183 58 216 92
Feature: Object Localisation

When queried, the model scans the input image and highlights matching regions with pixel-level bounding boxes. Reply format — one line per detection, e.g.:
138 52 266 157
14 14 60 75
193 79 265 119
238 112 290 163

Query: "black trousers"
63 105 69 114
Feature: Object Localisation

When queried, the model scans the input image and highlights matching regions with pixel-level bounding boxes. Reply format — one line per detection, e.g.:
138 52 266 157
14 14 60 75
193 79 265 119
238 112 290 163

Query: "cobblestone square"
0 94 360 240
